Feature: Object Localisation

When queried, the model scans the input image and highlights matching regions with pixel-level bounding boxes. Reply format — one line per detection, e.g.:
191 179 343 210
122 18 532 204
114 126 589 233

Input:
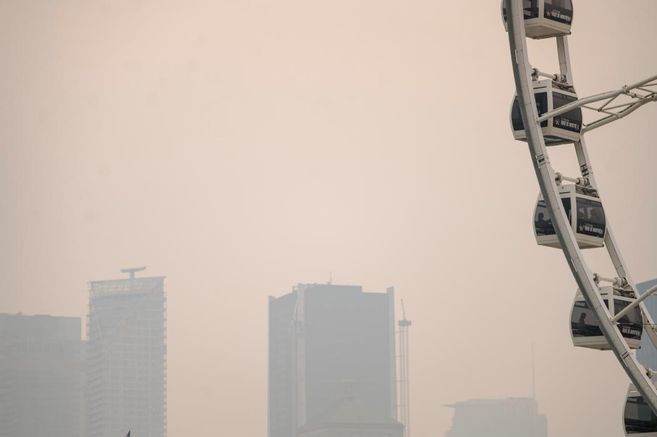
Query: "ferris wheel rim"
503 0 657 424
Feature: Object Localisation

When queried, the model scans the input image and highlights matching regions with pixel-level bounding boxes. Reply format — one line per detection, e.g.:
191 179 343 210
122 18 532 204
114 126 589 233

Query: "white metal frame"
537 75 657 134
504 0 657 421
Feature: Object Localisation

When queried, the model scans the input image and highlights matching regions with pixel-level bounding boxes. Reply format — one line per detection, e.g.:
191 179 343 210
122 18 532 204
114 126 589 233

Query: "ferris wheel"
502 1 657 434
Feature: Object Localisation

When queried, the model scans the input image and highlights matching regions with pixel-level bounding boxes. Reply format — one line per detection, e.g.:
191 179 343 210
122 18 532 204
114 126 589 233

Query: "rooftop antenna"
121 266 146 279
328 272 333 285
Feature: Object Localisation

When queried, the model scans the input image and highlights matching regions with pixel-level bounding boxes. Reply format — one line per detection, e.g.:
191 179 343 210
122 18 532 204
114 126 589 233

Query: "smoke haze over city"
1 1 657 436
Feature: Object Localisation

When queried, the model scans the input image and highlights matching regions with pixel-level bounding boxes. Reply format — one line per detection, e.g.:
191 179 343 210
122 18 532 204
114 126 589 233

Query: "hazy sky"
1 1 656 436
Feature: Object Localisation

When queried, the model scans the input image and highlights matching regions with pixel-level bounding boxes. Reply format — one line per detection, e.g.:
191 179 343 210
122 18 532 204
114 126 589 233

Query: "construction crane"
398 300 412 437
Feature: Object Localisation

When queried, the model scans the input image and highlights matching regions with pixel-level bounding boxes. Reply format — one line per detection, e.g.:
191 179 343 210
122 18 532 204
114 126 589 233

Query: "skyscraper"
0 313 83 437
445 398 548 437
85 268 166 437
268 283 403 437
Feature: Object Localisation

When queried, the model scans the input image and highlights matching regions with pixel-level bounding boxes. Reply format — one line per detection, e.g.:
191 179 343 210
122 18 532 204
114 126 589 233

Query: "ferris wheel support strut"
612 284 657 324
504 0 657 415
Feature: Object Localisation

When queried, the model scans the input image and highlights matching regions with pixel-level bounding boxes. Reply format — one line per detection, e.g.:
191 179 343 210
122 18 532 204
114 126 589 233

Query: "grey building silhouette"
85 269 166 437
636 279 657 370
297 389 404 437
445 398 547 437
268 283 403 437
0 313 83 437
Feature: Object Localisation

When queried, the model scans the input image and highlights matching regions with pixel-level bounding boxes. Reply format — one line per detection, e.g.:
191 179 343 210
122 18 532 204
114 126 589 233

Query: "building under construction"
268 283 411 437
85 268 166 437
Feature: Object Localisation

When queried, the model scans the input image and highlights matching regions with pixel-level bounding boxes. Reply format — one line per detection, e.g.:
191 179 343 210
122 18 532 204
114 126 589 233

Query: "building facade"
636 279 657 370
85 269 166 437
0 313 83 437
297 390 403 437
269 283 402 437
445 398 547 437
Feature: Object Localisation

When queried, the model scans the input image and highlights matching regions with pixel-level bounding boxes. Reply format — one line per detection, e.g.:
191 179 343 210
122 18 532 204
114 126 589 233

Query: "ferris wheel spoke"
533 75 657 132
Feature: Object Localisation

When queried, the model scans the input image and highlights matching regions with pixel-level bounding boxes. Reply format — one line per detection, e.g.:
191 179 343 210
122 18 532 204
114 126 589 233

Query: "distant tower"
85 267 166 437
397 300 412 437
268 283 403 437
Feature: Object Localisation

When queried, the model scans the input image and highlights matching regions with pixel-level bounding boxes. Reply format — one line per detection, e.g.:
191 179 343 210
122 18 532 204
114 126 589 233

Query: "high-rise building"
0 313 83 437
85 268 166 437
268 283 403 437
445 398 547 437
636 279 657 370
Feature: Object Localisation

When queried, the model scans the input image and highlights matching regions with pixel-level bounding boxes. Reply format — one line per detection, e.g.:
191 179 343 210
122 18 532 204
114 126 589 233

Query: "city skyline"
2 1 656 436
2 272 554 437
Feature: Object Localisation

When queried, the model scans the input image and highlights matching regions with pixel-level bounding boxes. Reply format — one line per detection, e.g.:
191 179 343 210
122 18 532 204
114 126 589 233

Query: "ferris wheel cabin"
502 0 574 40
534 184 606 249
512 80 583 146
570 287 643 351
625 382 657 436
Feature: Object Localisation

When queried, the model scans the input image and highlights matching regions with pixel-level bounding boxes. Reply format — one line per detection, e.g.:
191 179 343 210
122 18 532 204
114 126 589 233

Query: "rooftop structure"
446 397 547 437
